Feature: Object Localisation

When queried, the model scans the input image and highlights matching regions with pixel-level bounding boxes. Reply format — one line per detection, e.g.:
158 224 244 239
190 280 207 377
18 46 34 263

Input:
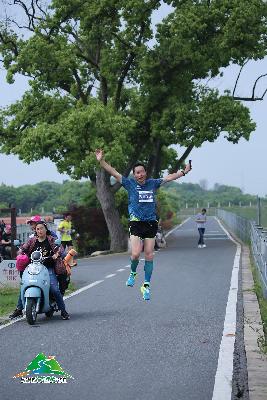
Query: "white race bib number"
138 191 153 203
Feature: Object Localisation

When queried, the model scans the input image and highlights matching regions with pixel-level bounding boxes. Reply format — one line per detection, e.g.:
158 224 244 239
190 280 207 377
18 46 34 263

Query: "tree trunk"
96 169 127 252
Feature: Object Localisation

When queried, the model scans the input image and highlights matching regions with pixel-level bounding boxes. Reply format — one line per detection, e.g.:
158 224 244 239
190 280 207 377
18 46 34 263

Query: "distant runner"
196 208 207 248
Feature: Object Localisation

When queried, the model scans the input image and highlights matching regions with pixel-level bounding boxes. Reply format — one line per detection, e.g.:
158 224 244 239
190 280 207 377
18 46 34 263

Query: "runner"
195 208 207 248
95 149 192 300
58 214 74 251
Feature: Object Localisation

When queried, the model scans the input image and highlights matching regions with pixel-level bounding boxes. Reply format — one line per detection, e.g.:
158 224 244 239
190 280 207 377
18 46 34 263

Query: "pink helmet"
16 254 30 271
27 215 42 224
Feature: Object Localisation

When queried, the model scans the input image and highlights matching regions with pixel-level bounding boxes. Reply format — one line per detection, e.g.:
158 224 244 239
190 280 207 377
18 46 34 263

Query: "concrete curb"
216 219 267 399
242 246 267 400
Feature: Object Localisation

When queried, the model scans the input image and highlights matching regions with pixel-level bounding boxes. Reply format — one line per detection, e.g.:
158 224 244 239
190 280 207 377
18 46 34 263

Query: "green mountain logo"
13 353 73 379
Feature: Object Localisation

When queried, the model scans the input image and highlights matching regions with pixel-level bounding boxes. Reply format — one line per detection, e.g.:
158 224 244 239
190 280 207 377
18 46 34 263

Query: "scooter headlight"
28 264 42 275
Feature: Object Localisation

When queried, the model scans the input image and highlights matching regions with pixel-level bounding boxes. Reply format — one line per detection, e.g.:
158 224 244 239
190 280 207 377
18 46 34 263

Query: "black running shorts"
61 240 73 249
129 221 158 240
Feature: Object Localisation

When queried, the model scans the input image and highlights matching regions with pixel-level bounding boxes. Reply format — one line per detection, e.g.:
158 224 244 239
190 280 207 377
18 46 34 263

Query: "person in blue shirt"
95 149 192 300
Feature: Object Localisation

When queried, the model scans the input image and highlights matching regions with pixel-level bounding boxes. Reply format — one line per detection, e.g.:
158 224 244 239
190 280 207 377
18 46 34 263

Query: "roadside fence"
217 209 267 299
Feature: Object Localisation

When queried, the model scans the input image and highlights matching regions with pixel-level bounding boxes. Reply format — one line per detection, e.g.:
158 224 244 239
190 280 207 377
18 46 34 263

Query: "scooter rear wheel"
26 298 37 325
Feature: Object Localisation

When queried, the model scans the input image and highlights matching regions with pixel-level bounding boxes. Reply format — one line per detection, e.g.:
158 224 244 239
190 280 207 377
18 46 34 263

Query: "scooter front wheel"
26 298 37 325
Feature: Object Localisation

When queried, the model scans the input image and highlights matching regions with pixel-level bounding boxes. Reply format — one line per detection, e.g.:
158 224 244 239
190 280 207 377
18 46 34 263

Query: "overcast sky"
0 3 266 196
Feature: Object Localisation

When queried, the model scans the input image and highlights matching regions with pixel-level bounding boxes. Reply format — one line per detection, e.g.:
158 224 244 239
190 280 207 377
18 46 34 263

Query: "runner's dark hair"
132 163 147 173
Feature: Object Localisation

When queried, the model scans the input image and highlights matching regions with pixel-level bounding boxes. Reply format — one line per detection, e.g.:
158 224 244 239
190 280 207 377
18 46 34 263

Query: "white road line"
212 217 241 400
165 217 190 237
105 274 116 279
205 238 228 240
204 233 228 237
0 315 25 330
214 217 234 240
117 268 125 272
0 278 112 330
64 280 104 300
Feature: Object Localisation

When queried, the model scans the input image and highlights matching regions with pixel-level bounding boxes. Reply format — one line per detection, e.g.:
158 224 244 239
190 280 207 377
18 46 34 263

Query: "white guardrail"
217 209 267 299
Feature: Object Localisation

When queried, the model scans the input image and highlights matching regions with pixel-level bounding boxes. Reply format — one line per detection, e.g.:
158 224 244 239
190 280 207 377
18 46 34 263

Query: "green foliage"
0 0 266 179
0 287 19 317
162 181 261 208
222 206 267 228
173 88 255 147
0 180 94 213
156 189 181 220
0 0 266 249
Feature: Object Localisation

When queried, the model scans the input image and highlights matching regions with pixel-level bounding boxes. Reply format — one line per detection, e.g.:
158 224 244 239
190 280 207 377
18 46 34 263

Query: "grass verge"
249 255 267 353
0 286 19 317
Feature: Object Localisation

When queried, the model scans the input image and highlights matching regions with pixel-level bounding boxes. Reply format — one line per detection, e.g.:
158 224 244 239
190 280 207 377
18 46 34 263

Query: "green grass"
222 206 267 228
65 281 76 295
249 255 267 353
0 286 20 317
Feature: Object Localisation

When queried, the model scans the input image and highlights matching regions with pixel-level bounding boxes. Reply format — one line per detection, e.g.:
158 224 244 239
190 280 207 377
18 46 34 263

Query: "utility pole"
257 196 261 226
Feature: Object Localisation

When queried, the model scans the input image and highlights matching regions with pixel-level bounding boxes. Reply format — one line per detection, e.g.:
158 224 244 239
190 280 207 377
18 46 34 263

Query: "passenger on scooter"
9 221 70 320
27 215 58 239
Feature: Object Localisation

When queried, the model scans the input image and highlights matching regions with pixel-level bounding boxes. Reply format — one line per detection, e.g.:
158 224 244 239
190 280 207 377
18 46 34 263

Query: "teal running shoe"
140 283 150 300
126 272 137 287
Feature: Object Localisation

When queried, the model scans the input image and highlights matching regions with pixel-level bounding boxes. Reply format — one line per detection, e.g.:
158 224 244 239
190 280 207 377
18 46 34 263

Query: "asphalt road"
0 217 238 400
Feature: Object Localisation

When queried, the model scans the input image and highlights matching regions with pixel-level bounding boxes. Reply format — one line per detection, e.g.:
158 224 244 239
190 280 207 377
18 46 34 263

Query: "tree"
0 0 266 250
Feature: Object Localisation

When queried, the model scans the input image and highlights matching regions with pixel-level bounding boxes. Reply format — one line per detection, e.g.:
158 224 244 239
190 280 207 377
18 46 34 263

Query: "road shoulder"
242 246 267 400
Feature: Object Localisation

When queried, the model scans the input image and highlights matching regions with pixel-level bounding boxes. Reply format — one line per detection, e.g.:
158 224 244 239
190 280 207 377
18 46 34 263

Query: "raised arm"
162 161 192 183
95 149 122 182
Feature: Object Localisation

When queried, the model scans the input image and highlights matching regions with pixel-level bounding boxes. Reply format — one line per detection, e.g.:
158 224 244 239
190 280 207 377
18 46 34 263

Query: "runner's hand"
95 149 104 162
184 162 191 174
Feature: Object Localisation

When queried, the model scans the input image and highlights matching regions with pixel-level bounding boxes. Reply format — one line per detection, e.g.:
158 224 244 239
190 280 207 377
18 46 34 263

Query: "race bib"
138 190 153 202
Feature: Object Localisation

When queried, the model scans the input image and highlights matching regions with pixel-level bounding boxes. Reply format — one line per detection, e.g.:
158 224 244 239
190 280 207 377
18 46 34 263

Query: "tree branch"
0 31 19 56
252 73 267 98
233 64 267 101
72 68 88 104
100 76 108 105
232 95 267 101
232 60 248 98
35 0 47 17
13 0 42 30
114 22 146 110
169 144 194 173
146 138 161 178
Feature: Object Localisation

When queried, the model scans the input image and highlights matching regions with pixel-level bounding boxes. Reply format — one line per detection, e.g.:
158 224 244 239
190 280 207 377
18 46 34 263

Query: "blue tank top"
121 176 163 221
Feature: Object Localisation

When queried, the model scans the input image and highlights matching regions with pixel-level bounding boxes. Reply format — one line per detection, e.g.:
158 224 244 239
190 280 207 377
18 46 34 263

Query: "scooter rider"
27 215 58 239
9 222 70 320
